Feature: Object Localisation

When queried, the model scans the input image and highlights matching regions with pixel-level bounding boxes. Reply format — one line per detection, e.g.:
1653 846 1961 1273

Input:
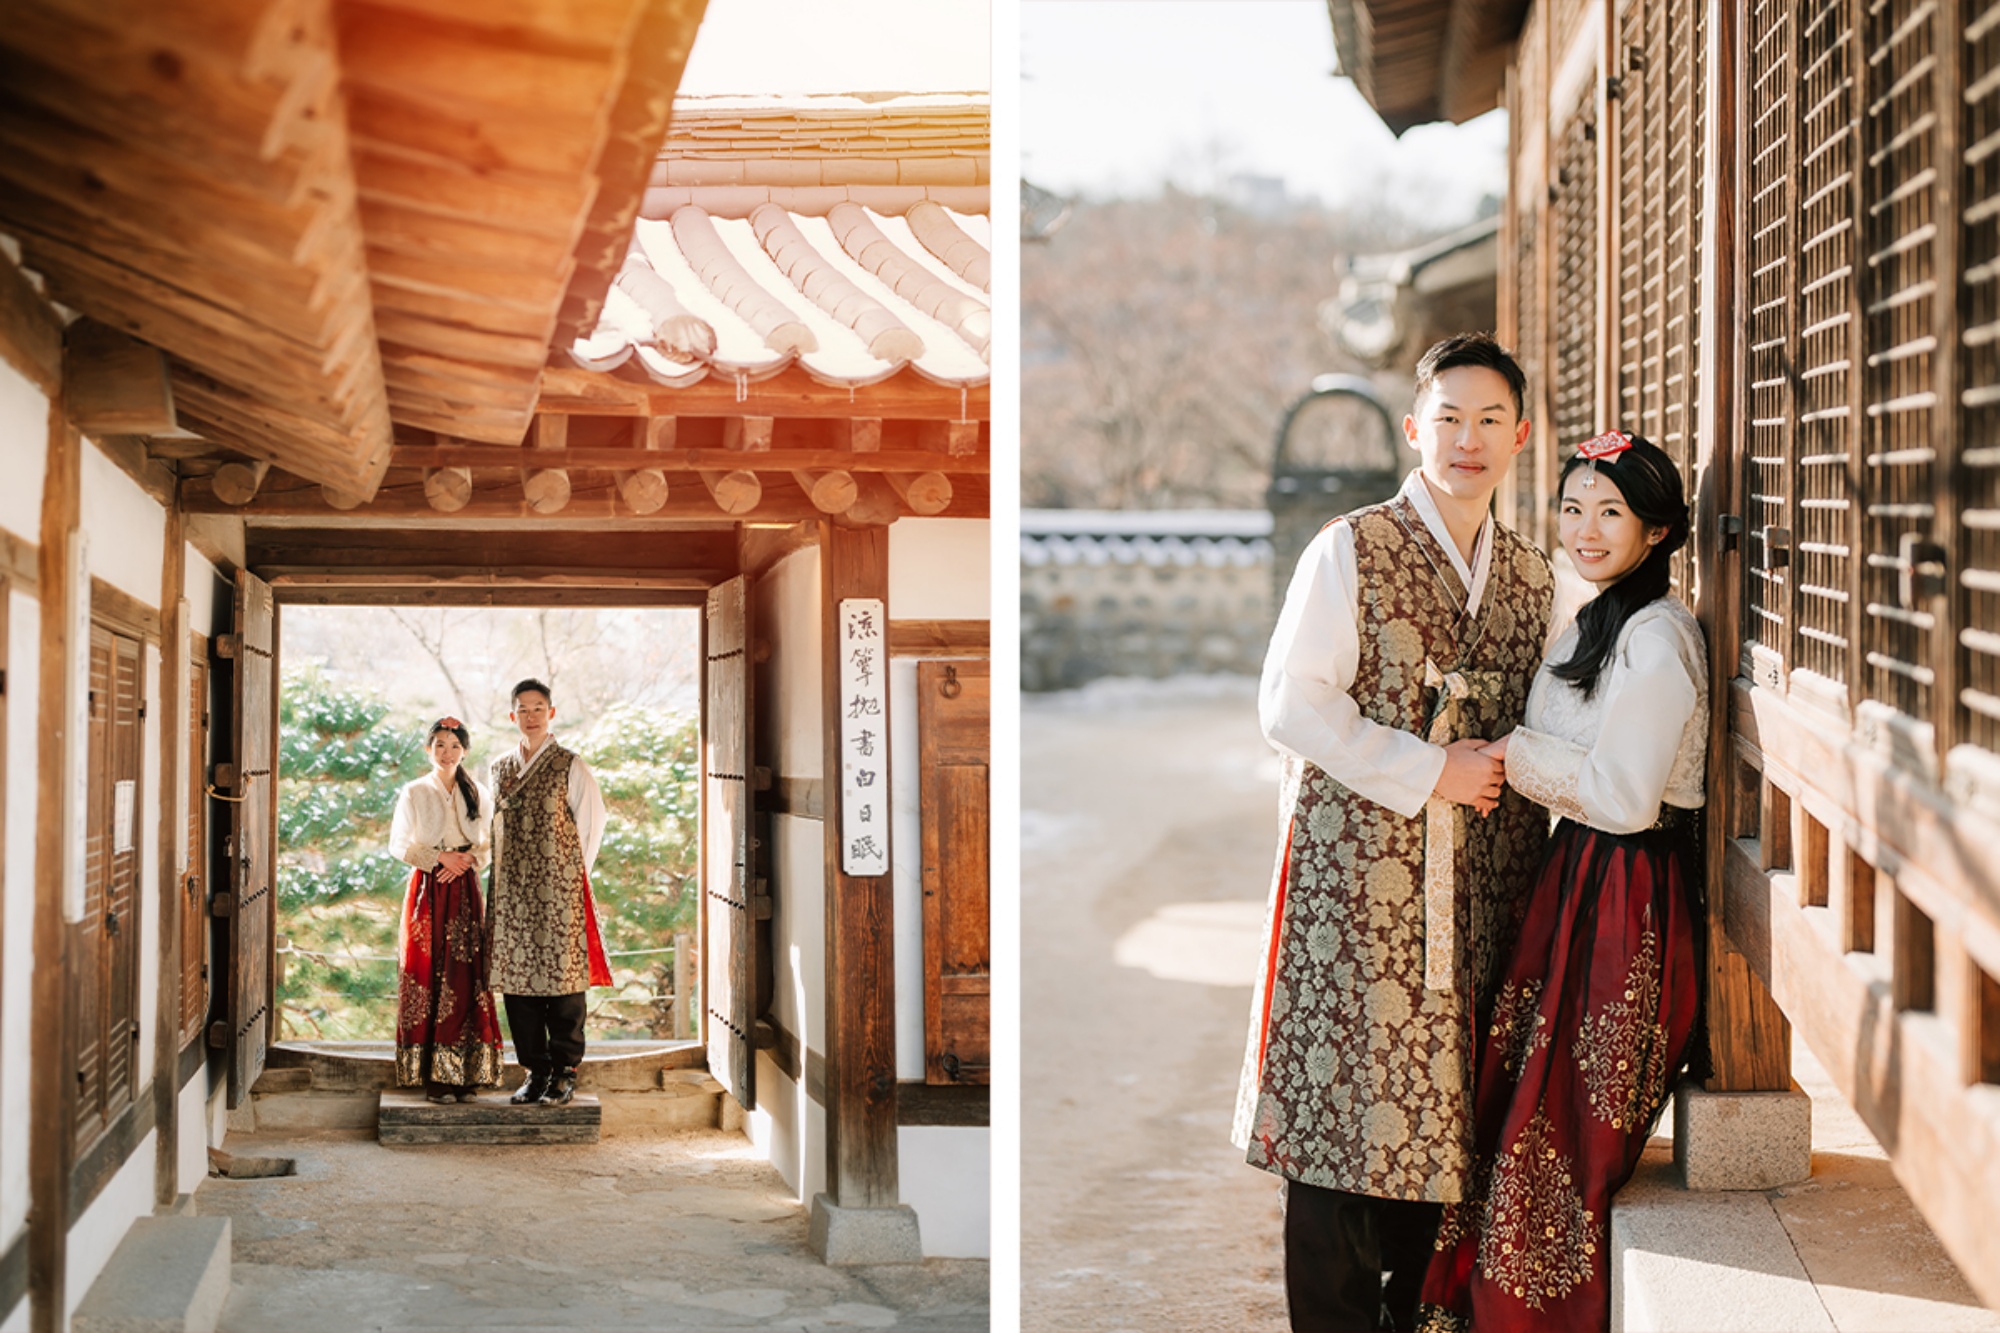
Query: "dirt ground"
1021 678 1288 1333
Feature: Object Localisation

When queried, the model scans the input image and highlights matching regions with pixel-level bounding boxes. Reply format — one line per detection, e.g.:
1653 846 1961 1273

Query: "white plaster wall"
762 548 823 777
184 547 220 637
64 1132 155 1320
746 1050 825 1207
899 1126 990 1258
769 816 825 1048
178 1070 212 1187
80 441 166 606
887 519 989 619
1 1293 21 1331
0 359 47 539
0 592 39 1257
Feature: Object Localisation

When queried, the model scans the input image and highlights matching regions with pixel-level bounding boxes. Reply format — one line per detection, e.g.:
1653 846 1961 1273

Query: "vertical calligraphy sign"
838 598 889 876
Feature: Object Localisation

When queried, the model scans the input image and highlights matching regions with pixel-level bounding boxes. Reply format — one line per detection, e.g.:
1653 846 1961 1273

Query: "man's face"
1403 364 1531 507
510 691 554 743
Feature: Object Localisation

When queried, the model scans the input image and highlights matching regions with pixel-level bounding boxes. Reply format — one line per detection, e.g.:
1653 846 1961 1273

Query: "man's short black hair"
1413 332 1528 421
510 678 553 707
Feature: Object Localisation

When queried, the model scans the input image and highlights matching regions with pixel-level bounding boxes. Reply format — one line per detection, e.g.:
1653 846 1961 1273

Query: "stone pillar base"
808 1193 923 1265
1673 1083 1811 1191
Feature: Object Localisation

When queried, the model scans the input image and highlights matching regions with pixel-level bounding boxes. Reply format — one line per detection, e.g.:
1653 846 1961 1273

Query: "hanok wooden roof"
0 0 705 500
1328 0 1530 133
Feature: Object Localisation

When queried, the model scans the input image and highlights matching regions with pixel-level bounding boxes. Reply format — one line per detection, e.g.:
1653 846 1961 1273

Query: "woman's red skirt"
393 864 505 1088
1417 815 1702 1333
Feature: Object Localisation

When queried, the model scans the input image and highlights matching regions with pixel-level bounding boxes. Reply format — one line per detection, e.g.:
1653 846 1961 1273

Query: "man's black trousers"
1284 1180 1442 1333
503 991 588 1073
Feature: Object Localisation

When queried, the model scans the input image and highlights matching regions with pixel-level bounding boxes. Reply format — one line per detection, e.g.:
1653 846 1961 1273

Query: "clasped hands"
1433 733 1513 817
436 850 476 881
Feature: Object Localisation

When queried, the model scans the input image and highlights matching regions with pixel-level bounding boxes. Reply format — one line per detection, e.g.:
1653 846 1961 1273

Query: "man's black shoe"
511 1070 551 1105
544 1066 579 1106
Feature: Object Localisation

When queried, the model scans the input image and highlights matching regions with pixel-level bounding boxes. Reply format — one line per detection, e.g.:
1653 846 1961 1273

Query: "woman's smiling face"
427 730 465 771
1559 466 1668 586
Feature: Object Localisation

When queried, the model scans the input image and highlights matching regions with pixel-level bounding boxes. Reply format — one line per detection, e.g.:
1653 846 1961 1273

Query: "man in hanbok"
1234 333 1555 1331
487 678 613 1106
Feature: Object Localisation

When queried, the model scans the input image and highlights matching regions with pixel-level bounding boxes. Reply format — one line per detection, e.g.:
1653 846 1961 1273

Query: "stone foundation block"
73 1216 231 1333
1674 1083 1811 1191
808 1194 923 1265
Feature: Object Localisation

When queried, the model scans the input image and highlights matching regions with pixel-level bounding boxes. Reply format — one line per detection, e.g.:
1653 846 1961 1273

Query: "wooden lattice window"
1860 0 1940 721
919 660 989 1086
1612 0 1707 594
1962 0 2000 749
1744 0 1799 680
1552 89 1600 451
73 620 144 1151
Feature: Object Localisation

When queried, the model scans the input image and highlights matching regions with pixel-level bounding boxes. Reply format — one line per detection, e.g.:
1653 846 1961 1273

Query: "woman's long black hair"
425 717 480 820
1549 433 1690 697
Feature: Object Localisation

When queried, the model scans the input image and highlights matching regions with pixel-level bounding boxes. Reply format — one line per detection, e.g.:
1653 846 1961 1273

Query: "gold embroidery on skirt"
1488 977 1548 1076
1574 928 1670 1130
1478 1107 1595 1310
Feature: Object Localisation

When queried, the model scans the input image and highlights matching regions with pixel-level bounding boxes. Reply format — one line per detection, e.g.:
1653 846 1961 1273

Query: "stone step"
376 1091 601 1145
73 1216 231 1333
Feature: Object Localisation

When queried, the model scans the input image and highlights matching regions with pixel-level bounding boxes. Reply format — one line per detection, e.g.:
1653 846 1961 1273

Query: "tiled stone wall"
1020 512 1272 691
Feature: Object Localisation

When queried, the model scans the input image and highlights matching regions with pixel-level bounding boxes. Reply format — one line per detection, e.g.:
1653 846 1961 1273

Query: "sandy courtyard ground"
1022 677 1288 1333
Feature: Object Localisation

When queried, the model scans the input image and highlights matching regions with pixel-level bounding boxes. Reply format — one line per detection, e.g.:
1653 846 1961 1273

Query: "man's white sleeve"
1259 522 1449 819
568 757 608 874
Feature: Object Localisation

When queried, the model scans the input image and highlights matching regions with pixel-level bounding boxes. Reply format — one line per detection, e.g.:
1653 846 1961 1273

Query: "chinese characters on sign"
838 598 889 875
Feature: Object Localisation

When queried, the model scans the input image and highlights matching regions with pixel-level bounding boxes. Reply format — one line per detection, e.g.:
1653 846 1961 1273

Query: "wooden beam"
536 363 992 421
841 475 901 527
886 472 952 516
423 467 472 513
274 585 709 608
521 468 572 514
0 247 61 395
698 470 761 516
389 444 990 474
615 469 670 514
62 320 176 435
820 522 899 1208
740 521 817 581
264 570 716 590
89 436 178 509
792 469 857 515
210 459 272 507
30 404 79 1333
919 419 980 456
888 620 989 657
723 416 774 452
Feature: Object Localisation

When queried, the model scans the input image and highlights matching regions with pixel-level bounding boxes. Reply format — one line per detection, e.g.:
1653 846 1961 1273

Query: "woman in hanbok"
1418 431 1708 1333
390 716 505 1103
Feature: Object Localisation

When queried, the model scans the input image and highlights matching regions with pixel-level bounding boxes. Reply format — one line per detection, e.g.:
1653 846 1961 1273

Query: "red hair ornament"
1576 429 1633 487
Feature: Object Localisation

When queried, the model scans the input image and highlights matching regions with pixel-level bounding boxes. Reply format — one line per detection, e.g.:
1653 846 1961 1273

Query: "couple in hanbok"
386 679 614 1107
1238 332 1707 1333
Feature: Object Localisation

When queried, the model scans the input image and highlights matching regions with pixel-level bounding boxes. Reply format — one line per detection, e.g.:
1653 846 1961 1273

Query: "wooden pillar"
1699 0 1790 1095
820 522 898 1209
152 508 185 1207
30 404 80 1333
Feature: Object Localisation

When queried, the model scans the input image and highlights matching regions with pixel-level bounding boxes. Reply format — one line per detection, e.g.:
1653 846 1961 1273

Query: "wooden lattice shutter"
919 660 989 1086
73 621 142 1148
1961 1 2000 752
220 571 275 1109
1858 0 1942 728
1551 85 1600 451
703 575 755 1108
1611 0 1706 594
179 642 209 1047
1506 2 1549 546
1743 0 1800 687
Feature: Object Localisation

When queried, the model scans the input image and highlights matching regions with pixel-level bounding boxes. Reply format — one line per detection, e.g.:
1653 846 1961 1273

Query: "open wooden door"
918 660 990 1084
215 571 275 1108
703 575 755 1107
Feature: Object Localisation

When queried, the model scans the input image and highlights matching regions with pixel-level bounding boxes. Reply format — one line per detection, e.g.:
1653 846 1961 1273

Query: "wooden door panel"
703 574 754 1107
180 647 209 1045
919 660 989 1086
225 571 275 1108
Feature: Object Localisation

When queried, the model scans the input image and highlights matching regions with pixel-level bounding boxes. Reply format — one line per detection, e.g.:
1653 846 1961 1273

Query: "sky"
676 0 992 95
1022 0 1507 218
